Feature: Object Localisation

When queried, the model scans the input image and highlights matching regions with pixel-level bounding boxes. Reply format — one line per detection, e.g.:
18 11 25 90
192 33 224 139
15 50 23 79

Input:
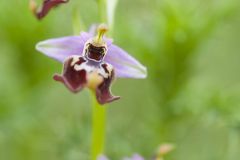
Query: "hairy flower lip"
52 55 120 104
53 73 85 93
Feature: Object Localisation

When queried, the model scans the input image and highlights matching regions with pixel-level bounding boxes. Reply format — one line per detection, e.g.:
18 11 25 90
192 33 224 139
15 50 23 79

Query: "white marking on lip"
74 63 93 72
70 55 81 66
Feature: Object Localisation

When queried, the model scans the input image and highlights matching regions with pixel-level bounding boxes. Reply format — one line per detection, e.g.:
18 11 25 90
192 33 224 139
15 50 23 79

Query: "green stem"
72 7 86 35
91 0 118 159
97 0 107 23
91 92 106 160
90 1 107 159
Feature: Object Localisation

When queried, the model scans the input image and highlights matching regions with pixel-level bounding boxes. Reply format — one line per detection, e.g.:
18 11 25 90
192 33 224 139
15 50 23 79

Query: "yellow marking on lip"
87 71 104 89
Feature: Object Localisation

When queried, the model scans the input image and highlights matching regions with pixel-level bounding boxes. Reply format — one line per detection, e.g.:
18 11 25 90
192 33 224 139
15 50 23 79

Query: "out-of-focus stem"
90 1 118 159
91 92 106 160
72 7 85 35
97 0 107 23
106 0 118 35
98 0 119 35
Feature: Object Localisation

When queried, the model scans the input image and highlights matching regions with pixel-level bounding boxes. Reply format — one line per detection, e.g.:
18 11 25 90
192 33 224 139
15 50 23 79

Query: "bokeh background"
0 0 240 159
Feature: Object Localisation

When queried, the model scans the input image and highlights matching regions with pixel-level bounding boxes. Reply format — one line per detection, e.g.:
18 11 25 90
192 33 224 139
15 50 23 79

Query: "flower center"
84 24 108 62
86 44 106 62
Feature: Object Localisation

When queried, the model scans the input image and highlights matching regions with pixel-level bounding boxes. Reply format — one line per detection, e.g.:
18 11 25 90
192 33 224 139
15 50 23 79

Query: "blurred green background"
0 0 240 159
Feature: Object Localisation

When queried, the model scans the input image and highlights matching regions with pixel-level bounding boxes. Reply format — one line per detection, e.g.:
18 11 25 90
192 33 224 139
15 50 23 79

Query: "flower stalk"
91 91 106 160
72 7 85 35
92 1 111 159
97 0 107 23
106 0 118 34
92 1 107 159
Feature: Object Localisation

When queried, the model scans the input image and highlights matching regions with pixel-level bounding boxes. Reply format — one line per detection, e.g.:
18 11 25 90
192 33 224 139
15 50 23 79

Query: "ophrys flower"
36 24 147 104
98 154 144 160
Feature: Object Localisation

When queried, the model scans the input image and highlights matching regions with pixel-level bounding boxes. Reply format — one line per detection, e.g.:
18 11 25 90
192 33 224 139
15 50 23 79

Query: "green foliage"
0 0 240 159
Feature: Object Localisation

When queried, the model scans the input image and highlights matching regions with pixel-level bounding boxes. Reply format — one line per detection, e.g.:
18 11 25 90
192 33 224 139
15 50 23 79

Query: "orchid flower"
123 154 145 160
97 144 174 160
30 0 69 20
36 24 147 104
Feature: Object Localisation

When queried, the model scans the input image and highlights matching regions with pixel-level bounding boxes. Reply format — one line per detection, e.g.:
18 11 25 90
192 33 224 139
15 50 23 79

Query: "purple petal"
131 154 144 160
97 155 109 160
36 35 86 62
123 154 144 160
36 32 113 62
105 45 147 79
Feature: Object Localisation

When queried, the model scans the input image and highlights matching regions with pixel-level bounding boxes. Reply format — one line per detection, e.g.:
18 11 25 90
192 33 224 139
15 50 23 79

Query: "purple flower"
97 155 109 160
97 154 144 160
30 0 69 20
123 154 145 160
36 24 147 104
